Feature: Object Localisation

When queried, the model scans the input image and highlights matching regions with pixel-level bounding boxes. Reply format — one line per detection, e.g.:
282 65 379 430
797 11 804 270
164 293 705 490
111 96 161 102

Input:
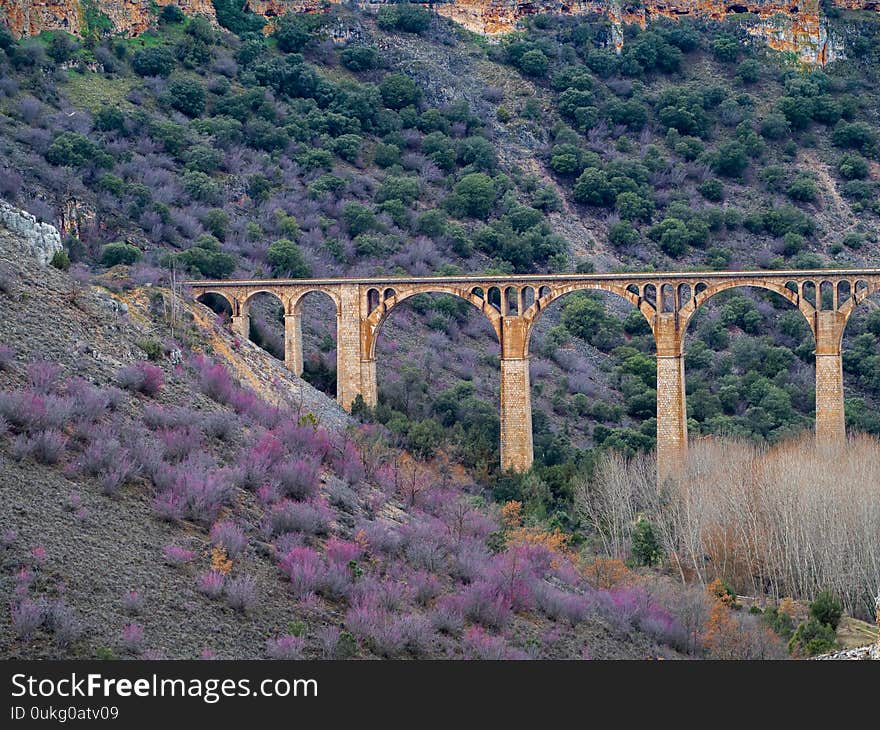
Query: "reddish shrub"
462 626 526 660
272 457 321 500
24 429 67 464
196 362 235 404
267 498 332 536
210 521 247 558
324 537 362 565
266 635 305 660
225 575 258 613
122 590 144 615
11 598 45 638
27 361 61 393
454 581 512 630
281 546 322 599
197 571 225 598
120 623 145 654
117 362 164 396
162 544 196 566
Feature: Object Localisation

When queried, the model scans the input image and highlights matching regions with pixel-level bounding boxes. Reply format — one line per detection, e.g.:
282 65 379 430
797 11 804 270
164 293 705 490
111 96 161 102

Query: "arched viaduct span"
187 268 880 480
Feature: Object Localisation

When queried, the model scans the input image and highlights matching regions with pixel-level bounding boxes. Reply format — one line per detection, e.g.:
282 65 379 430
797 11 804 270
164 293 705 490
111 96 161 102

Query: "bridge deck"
184 268 880 288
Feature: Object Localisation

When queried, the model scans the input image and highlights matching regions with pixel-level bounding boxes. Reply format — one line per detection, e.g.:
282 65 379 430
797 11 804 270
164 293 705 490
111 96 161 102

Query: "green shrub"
788 617 837 656
136 339 163 361
131 47 175 77
266 239 311 278
45 132 111 168
100 242 142 267
274 13 310 54
50 249 70 271
341 45 380 72
376 4 432 34
379 73 420 110
809 591 843 630
166 77 206 118
699 178 724 201
786 175 818 203
838 153 869 180
448 173 496 219
608 220 639 249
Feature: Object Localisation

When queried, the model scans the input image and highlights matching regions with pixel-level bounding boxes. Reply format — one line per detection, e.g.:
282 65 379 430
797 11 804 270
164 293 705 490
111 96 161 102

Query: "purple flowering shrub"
117 362 164 396
266 635 305 660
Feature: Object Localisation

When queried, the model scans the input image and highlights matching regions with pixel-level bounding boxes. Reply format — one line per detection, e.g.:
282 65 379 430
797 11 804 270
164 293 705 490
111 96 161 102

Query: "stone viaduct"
188 269 880 480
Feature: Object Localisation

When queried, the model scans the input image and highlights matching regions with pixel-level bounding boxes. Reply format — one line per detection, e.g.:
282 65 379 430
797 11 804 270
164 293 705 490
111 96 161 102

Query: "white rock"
0 200 63 266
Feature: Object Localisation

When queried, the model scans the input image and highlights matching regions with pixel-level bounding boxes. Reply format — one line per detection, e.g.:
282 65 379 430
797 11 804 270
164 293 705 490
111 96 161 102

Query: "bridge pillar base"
230 314 249 340
500 357 533 473
814 310 848 447
284 313 303 377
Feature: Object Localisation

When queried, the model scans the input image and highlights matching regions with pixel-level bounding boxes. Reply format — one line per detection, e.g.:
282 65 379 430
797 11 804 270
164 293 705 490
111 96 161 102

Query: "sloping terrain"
0 221 692 659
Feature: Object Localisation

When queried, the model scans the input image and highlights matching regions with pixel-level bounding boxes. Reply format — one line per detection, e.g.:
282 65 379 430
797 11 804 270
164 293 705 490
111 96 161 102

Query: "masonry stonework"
188 269 880 479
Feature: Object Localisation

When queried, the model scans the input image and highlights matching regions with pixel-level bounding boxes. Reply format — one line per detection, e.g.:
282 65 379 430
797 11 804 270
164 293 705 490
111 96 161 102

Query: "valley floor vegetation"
578 435 880 627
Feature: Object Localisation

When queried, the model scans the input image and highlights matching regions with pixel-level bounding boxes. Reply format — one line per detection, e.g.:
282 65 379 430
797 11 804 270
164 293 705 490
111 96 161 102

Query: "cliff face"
1 0 876 65
0 0 216 38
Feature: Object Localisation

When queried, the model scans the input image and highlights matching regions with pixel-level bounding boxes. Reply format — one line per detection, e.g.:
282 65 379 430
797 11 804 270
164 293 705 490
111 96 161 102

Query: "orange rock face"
0 0 216 38
1 0 876 65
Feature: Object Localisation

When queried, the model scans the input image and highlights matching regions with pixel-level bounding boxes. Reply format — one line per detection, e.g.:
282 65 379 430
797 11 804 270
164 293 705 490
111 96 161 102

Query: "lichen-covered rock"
0 200 63 267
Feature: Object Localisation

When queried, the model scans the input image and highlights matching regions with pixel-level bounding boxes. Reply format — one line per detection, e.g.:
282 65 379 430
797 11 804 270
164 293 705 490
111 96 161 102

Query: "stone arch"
195 290 234 318
660 283 675 313
242 289 287 361
243 288 285 311
678 283 692 308
290 287 341 316
364 285 502 360
289 288 342 397
680 278 814 334
522 286 535 310
521 281 654 357
680 281 819 446
837 279 852 308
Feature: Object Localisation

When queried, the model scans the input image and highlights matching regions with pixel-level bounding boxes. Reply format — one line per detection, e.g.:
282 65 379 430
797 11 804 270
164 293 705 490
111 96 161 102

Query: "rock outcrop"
0 0 216 38
0 200 63 266
2 0 878 65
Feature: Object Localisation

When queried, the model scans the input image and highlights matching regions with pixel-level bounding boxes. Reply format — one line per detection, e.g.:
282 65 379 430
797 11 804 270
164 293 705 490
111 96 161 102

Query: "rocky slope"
0 215 688 660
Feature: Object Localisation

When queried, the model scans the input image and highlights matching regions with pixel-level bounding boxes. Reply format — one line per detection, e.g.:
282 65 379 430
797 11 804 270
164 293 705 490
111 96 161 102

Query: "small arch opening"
471 287 484 300
678 283 692 308
522 286 536 310
838 280 851 307
505 286 519 315
820 280 834 311
488 286 503 312
384 288 397 301
367 288 381 312
802 281 817 308
643 283 657 308
539 285 552 300
661 283 675 313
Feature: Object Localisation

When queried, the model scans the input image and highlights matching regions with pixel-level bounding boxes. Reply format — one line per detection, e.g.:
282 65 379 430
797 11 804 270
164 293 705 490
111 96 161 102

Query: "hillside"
1 3 880 656
0 215 707 659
